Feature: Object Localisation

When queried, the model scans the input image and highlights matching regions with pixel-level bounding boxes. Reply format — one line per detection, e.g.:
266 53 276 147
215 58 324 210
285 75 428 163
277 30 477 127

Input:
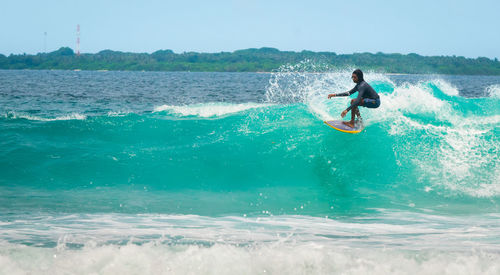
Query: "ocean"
0 68 499 274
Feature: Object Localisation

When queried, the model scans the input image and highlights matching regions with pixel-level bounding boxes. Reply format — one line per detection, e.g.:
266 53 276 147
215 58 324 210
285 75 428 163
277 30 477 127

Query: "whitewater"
0 69 499 274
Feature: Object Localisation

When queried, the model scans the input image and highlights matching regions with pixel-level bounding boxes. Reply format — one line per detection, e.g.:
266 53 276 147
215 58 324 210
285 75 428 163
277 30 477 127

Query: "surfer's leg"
342 99 356 128
357 99 363 118
355 98 363 124
354 106 361 118
353 107 362 125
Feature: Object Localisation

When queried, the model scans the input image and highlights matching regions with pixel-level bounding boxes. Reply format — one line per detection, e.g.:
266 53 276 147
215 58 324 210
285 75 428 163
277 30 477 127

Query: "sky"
1 0 499 58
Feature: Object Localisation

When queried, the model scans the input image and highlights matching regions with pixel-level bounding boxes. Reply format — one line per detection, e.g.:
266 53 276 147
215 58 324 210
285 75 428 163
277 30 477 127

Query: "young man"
327 69 380 128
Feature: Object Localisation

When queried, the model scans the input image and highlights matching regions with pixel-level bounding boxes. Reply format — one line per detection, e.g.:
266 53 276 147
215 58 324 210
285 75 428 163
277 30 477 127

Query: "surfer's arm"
335 87 357 97
328 86 357 99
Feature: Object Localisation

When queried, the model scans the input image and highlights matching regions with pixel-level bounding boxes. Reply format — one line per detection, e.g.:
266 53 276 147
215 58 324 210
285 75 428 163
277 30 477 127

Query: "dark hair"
353 69 364 81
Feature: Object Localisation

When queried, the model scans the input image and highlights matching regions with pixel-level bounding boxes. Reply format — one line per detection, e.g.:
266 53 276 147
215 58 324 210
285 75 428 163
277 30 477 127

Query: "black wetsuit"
337 80 379 111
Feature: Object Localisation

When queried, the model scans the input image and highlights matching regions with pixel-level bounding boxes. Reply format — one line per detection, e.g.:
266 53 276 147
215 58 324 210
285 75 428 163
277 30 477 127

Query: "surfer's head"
352 69 363 83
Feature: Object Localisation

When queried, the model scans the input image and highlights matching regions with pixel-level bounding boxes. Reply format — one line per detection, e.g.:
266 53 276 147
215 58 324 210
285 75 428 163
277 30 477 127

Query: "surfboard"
324 120 364 134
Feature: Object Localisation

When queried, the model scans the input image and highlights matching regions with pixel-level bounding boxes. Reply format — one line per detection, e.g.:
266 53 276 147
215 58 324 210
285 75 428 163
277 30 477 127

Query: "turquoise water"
1 69 499 274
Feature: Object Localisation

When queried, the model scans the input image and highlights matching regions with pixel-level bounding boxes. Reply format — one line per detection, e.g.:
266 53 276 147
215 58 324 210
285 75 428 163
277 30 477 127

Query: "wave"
153 102 273 118
1 102 273 121
1 72 498 213
263 70 500 199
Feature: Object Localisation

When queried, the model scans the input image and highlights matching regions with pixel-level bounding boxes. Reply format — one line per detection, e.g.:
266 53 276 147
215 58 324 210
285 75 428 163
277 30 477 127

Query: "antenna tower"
76 24 80 56
44 32 47 53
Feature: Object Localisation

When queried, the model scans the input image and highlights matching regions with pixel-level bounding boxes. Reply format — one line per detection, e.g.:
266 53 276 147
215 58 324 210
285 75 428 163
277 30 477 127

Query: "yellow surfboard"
324 120 364 134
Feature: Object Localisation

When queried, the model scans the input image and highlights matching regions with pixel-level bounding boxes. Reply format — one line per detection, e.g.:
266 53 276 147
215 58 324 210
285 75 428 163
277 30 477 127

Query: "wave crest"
153 102 272 118
2 112 87 121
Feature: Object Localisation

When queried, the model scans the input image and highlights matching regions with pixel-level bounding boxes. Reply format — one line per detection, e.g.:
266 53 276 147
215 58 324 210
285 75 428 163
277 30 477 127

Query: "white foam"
374 81 455 127
3 112 87 121
2 242 500 275
486 84 500 98
107 111 131 117
1 213 500 275
153 102 272 118
432 79 459 96
385 107 500 197
1 213 499 251
386 115 499 197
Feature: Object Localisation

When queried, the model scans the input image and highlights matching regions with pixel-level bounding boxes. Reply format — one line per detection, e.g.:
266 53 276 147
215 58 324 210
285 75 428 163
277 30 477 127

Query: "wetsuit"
337 80 380 111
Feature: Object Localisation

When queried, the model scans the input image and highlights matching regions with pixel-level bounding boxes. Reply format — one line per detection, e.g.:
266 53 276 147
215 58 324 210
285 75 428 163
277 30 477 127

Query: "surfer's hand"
328 94 336 99
341 110 348 118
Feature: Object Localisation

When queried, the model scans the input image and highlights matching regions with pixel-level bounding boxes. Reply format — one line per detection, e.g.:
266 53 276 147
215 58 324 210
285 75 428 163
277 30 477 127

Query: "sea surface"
1 68 499 274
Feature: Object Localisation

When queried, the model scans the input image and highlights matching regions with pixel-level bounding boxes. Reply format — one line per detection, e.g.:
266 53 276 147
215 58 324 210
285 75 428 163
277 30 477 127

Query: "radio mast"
44 32 47 53
76 24 80 56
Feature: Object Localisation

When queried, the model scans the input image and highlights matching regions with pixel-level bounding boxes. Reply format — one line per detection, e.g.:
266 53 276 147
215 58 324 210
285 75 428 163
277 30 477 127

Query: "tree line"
1 47 499 75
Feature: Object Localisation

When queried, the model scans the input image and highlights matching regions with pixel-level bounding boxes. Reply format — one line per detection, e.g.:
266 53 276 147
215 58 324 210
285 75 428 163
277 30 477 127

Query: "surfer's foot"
342 121 355 128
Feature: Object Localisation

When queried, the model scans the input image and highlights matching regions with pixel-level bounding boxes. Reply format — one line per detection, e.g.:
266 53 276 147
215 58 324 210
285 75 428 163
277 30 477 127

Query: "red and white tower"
76 24 80 56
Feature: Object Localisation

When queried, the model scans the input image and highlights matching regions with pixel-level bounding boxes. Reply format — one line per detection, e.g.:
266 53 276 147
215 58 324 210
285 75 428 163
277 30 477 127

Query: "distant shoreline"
5 69 500 77
1 47 499 75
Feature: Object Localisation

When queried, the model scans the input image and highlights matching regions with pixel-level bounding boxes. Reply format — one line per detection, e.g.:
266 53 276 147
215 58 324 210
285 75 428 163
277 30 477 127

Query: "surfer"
327 69 380 128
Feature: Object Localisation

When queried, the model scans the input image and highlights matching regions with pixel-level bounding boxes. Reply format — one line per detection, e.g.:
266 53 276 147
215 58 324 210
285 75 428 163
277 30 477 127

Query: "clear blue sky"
1 0 498 58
